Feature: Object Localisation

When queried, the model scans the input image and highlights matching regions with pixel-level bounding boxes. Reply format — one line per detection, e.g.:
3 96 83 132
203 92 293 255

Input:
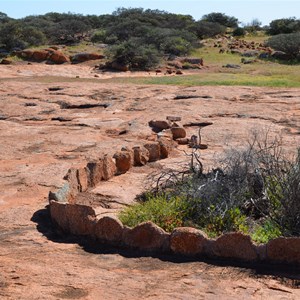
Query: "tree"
0 12 11 23
267 18 300 35
266 32 300 59
201 12 238 28
244 18 262 33
194 20 226 38
0 21 46 50
233 27 246 37
107 38 160 70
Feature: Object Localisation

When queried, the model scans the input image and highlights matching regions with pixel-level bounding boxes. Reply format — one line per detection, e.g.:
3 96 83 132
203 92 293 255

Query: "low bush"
266 32 300 59
106 39 161 70
119 194 186 232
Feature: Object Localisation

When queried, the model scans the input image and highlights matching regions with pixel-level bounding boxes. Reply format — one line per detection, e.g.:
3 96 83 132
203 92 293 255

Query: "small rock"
223 64 241 69
133 146 150 166
144 142 161 162
176 138 189 145
149 120 171 132
170 227 208 256
49 201 96 236
211 232 258 262
48 182 71 203
122 221 170 252
113 149 133 174
65 203 96 236
158 137 175 159
94 216 124 243
87 161 103 187
102 155 117 180
171 127 186 140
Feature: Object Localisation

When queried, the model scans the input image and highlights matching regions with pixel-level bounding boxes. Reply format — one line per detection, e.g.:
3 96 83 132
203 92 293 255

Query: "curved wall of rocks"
48 124 300 267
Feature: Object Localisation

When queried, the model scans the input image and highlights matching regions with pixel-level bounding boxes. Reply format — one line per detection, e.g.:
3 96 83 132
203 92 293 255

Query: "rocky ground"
0 64 299 299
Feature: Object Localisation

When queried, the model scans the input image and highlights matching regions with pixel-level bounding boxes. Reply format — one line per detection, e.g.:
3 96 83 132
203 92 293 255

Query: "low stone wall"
49 201 300 265
47 120 300 267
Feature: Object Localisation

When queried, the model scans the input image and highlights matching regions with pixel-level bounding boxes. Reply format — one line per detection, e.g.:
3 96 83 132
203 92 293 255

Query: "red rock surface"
0 64 299 298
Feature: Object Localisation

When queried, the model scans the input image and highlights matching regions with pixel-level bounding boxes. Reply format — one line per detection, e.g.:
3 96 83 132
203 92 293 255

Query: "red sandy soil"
0 64 299 299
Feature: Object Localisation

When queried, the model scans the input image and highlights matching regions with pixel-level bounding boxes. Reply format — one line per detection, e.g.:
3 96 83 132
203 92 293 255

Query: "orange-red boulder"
113 149 133 174
94 216 124 243
31 50 50 62
144 142 161 162
170 227 208 256
211 232 258 262
133 146 150 166
122 222 170 252
48 50 70 64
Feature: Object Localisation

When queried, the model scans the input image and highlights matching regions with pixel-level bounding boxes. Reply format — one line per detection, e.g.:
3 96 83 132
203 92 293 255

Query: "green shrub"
267 18 300 35
194 21 226 39
201 12 239 28
91 29 106 43
119 194 186 232
266 32 300 59
251 220 282 244
233 27 246 37
106 39 161 70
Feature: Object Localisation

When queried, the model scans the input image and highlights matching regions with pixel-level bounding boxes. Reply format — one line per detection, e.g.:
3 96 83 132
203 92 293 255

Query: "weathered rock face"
133 146 150 166
266 237 300 264
144 142 161 162
94 216 124 242
122 222 170 252
49 201 96 236
113 150 133 174
170 227 208 256
211 232 258 261
171 127 186 140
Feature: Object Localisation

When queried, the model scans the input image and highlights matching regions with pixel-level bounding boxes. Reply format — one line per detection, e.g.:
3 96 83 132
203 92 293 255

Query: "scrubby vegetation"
1 8 300 68
119 131 300 242
266 32 300 59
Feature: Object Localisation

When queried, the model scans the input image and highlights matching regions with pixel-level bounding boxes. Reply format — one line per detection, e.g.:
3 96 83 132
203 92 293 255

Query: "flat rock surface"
0 65 299 299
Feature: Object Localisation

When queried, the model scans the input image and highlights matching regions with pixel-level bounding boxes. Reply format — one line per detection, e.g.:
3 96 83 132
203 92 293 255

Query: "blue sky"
1 0 299 25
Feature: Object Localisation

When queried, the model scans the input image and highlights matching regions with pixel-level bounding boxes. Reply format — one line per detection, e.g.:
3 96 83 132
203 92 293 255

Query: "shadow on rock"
31 207 300 285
